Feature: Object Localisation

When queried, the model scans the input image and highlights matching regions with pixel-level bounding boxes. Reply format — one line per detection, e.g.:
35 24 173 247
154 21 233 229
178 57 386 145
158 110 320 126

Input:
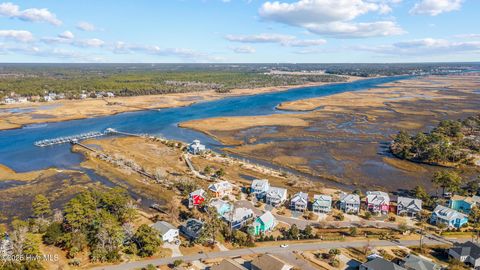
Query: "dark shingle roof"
361 258 406 270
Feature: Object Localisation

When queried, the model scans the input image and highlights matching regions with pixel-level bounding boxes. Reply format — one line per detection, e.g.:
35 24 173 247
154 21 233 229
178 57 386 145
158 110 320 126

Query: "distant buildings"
339 193 360 214
179 219 204 241
366 191 390 215
189 189 206 208
151 221 179 243
449 241 480 269
430 205 468 229
188 139 206 155
208 181 233 198
251 254 292 270
251 179 270 199
397 197 422 217
266 187 287 207
290 192 308 212
312 194 332 214
449 195 480 214
251 211 277 236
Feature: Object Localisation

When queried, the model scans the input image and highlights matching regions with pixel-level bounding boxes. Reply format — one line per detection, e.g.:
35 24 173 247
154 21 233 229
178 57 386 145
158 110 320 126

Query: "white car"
280 244 289 248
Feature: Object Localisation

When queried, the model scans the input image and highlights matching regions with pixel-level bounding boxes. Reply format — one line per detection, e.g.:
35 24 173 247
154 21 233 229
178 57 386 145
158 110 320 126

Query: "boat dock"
34 130 113 147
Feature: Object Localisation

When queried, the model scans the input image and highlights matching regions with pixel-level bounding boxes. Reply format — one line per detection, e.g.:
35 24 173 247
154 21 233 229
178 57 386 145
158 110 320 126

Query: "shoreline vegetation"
0 76 362 131
390 115 480 167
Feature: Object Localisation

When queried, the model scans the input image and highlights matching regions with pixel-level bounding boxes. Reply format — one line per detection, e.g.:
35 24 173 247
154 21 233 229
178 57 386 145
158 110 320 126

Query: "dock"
34 128 118 147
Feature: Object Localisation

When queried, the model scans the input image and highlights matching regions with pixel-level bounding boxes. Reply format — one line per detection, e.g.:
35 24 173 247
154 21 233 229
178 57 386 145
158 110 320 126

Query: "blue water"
0 76 410 172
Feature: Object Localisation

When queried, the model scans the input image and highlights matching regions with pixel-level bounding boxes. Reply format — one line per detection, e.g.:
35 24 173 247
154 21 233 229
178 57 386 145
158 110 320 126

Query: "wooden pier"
34 131 107 147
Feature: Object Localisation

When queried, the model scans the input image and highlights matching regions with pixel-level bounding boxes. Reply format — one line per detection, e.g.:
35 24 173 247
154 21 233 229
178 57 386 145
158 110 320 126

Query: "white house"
290 192 309 212
223 207 255 229
2 98 15 104
208 181 233 198
339 193 361 214
397 197 422 217
366 191 390 215
251 179 270 199
188 139 206 154
312 194 332 213
449 241 480 269
266 187 287 207
151 221 179 243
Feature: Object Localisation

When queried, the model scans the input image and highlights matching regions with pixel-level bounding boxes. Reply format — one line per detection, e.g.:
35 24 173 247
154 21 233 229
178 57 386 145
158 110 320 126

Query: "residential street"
91 238 464 270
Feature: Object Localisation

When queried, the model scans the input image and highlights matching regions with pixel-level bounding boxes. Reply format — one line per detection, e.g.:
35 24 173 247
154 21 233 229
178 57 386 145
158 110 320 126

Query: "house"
366 191 390 215
17 97 28 103
211 259 248 270
312 194 332 213
449 241 480 269
266 187 287 207
251 254 293 270
339 193 361 214
188 139 206 155
360 257 406 270
151 221 179 243
209 199 231 216
0 235 11 257
251 179 270 199
397 197 422 217
106 92 115 98
188 189 206 208
208 181 233 198
179 219 204 241
223 207 255 229
399 254 442 270
290 192 309 212
79 94 88 99
449 195 480 214
2 98 15 104
430 205 468 229
250 211 277 236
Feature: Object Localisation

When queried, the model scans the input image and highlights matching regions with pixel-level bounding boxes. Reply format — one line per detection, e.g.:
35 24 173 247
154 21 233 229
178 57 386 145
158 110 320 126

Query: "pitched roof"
209 181 233 192
209 199 231 213
291 192 308 204
397 196 422 211
211 259 248 270
151 221 177 235
402 254 441 270
313 194 332 205
451 195 480 205
223 207 254 222
450 241 480 259
251 179 269 190
251 254 292 270
340 193 360 204
258 211 275 225
361 258 406 270
433 205 468 221
366 191 390 205
267 186 287 199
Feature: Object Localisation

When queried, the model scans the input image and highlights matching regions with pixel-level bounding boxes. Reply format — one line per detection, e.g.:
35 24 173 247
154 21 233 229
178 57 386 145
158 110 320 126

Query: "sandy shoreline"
0 76 363 131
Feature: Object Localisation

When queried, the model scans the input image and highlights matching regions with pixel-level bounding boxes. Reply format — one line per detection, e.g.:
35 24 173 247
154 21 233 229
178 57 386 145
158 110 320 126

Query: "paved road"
91 238 462 270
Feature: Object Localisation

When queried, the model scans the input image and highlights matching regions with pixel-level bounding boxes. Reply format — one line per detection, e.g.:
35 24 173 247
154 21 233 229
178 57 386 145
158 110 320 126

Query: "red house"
189 189 206 208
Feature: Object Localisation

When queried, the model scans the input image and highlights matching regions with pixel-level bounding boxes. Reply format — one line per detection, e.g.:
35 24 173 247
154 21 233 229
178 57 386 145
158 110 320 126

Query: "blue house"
431 205 468 229
449 195 480 214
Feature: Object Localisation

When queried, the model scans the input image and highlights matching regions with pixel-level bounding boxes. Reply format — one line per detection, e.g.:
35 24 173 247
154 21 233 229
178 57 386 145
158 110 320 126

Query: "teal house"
449 195 480 214
250 211 277 236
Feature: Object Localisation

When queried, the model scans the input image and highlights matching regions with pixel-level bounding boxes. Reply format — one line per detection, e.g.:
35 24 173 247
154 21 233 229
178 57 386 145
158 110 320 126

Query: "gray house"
266 186 287 207
399 254 441 270
290 192 309 212
179 219 204 241
339 193 361 214
449 241 480 269
397 197 422 217
312 194 332 213
360 257 406 270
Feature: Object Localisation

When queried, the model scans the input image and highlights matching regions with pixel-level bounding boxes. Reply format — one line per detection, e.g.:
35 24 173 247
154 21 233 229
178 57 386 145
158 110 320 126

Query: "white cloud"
357 38 480 55
258 0 405 38
225 33 326 47
0 2 61 25
454 33 480 39
58 31 74 40
231 45 256 54
75 38 105 48
410 0 463 16
0 30 33 42
76 21 96 31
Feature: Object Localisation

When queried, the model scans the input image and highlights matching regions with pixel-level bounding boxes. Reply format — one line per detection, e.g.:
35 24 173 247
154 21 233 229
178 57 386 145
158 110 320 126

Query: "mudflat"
0 77 361 131
179 74 480 191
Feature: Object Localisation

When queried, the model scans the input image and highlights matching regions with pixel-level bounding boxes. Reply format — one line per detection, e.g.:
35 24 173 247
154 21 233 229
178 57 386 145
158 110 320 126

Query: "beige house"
251 254 293 270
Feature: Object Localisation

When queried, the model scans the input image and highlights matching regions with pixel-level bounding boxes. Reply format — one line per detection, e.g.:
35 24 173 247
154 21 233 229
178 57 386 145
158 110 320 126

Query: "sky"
0 0 479 63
